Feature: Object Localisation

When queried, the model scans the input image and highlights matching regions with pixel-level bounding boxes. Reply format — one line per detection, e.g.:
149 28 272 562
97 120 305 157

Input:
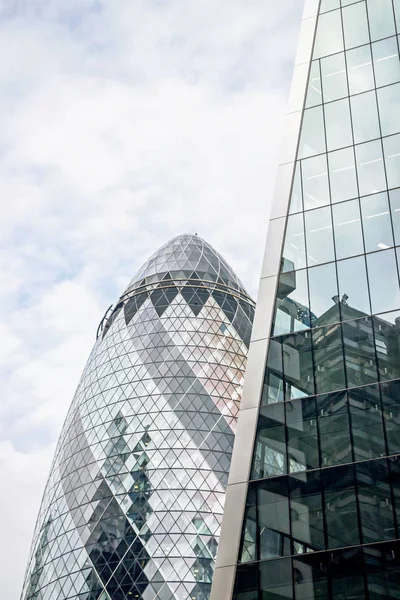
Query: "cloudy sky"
0 0 303 597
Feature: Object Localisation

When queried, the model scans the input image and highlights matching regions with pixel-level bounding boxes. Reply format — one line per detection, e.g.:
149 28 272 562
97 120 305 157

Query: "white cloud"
0 441 54 597
0 0 304 597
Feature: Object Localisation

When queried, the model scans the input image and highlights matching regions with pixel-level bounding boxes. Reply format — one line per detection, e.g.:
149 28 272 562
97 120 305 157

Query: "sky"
0 1 304 597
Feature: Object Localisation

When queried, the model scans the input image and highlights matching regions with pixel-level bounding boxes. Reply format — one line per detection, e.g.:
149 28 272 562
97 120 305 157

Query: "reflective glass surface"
298 106 326 159
302 154 330 210
360 192 394 252
321 52 348 102
347 44 374 95
234 1 400 597
383 134 400 189
332 199 363 259
328 147 358 203
355 140 386 196
372 37 400 87
304 206 335 266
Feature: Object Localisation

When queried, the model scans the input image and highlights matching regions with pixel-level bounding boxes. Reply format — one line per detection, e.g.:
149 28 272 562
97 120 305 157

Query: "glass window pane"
355 140 386 196
331 548 365 600
313 9 344 59
287 414 319 473
290 471 325 553
332 199 364 259
259 558 293 599
286 397 318 473
281 213 306 272
301 154 330 210
357 460 394 543
337 255 371 317
389 189 400 245
328 147 358 203
321 52 348 102
262 369 285 407
383 134 400 190
342 2 370 49
378 83 400 136
351 91 380 144
320 0 340 11
323 465 360 548
259 403 285 429
374 310 400 382
318 391 351 466
343 316 378 388
305 206 335 266
367 0 396 42
390 460 400 551
261 340 284 405
286 395 317 426
372 37 400 87
382 380 400 455
252 424 286 479
273 269 311 336
239 487 257 563
298 106 326 159
308 262 340 327
347 44 375 94
367 249 400 314
282 331 315 399
289 162 303 214
293 554 329 599
366 558 400 600
349 385 385 461
325 98 353 151
313 323 347 394
258 478 291 560
395 0 400 30
234 563 258 599
360 192 394 253
306 61 322 108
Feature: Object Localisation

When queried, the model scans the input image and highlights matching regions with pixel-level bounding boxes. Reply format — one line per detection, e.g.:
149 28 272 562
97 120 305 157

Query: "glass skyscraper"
211 1 400 599
21 234 254 600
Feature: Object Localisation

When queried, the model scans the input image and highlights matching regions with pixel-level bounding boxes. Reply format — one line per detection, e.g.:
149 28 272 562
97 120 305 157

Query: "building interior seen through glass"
234 1 400 598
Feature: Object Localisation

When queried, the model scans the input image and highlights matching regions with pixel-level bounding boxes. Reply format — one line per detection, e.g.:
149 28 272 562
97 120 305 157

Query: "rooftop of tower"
123 233 250 298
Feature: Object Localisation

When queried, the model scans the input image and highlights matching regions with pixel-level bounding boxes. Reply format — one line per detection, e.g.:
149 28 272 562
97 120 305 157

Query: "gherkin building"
21 234 254 600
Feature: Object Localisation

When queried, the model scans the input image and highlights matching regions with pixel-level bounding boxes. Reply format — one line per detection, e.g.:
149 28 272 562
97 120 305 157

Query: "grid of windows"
234 1 400 598
21 235 254 600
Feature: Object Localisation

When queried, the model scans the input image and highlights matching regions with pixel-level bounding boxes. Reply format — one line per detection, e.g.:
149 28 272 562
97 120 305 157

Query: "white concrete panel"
215 481 248 569
295 15 317 66
288 62 310 114
269 162 296 221
279 110 302 165
209 566 236 600
251 276 278 342
260 217 286 280
240 338 269 411
228 407 259 485
303 0 321 19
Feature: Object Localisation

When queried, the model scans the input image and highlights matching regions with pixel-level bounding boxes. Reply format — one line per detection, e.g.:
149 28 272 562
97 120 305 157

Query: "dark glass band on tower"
234 1 400 598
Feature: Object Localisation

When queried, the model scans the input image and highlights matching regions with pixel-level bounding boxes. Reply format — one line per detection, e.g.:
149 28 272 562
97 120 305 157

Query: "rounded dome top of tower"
123 233 249 297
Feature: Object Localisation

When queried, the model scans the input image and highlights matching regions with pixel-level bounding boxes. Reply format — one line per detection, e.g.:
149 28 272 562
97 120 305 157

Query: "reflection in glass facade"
231 1 400 598
21 234 254 600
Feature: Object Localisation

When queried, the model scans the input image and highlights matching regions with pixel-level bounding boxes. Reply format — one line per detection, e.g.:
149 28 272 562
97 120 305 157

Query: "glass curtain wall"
234 1 400 598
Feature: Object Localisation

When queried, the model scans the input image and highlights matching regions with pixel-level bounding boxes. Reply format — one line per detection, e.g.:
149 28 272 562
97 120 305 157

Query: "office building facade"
211 1 400 598
21 234 254 600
